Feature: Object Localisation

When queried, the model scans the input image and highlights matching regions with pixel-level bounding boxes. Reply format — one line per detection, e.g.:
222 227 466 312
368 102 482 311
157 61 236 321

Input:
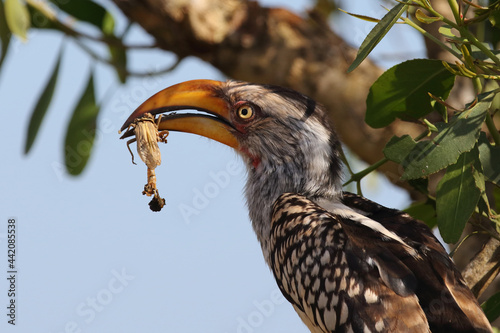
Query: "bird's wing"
341 192 492 333
270 193 429 333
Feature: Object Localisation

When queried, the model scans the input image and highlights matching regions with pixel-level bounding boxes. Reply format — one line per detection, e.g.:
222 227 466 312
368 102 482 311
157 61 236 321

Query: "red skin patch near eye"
240 146 261 169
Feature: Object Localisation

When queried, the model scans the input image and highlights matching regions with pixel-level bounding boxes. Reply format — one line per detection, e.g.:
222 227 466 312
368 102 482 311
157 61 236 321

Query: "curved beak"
119 79 239 149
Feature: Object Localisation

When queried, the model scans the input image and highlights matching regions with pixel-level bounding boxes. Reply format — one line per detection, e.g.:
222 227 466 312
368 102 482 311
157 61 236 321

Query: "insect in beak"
120 113 168 212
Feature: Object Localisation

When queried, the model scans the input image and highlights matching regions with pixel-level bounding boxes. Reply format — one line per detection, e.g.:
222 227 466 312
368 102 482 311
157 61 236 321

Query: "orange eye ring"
236 104 254 120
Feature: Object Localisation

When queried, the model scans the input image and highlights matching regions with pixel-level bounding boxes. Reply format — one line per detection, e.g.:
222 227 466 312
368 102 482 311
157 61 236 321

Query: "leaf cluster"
342 0 500 321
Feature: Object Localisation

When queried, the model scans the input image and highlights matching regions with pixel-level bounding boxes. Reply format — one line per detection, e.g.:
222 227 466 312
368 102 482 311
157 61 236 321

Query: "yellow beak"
120 79 239 149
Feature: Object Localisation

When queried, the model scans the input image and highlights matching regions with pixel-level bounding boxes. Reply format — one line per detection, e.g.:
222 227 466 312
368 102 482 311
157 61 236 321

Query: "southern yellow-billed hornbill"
120 80 492 332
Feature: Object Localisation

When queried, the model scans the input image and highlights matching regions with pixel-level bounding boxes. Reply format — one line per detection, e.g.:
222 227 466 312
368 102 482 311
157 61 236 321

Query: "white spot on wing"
375 320 385 332
364 288 378 304
339 277 347 291
348 282 360 297
320 251 331 265
324 306 337 331
311 264 320 276
325 278 335 292
339 301 349 324
318 292 328 309
312 278 320 292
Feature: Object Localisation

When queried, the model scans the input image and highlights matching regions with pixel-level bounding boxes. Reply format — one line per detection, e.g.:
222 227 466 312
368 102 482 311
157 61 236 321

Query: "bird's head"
120 80 343 246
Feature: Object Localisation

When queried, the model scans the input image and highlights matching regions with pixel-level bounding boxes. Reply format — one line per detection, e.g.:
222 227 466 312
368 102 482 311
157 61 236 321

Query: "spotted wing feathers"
342 192 492 332
269 192 492 333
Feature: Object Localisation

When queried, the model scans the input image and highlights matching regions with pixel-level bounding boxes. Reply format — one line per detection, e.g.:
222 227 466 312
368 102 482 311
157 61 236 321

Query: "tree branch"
462 237 500 298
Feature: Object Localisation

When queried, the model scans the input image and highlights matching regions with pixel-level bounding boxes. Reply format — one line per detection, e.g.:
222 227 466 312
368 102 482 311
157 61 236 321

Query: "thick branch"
462 237 500 298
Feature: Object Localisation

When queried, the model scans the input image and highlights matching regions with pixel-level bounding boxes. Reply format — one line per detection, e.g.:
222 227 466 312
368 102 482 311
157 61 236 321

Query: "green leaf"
408 177 429 195
49 0 107 31
347 1 409 73
494 186 500 210
101 11 115 35
366 59 456 128
485 10 500 47
472 141 488 217
25 48 63 153
470 48 500 61
389 90 494 180
4 0 30 41
436 147 481 243
478 132 500 185
404 199 437 229
482 290 500 322
64 73 99 175
487 5 500 48
0 0 11 70
102 14 128 83
415 9 441 24
432 97 448 123
485 80 500 112
489 6 500 28
108 41 127 83
338 9 381 23
438 24 464 42
383 135 417 164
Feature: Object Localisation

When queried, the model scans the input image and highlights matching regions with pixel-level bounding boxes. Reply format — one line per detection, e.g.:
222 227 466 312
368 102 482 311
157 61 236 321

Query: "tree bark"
463 237 500 298
112 0 423 188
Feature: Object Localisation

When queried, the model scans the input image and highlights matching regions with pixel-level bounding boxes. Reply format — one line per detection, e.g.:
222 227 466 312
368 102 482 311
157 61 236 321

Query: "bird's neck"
244 136 343 260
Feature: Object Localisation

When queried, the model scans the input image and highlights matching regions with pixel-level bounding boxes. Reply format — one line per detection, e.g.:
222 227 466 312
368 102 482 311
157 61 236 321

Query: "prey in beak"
120 79 239 149
119 79 240 211
121 113 168 211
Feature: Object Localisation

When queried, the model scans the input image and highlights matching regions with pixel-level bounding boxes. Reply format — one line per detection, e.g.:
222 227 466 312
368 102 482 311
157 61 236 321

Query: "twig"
72 38 182 77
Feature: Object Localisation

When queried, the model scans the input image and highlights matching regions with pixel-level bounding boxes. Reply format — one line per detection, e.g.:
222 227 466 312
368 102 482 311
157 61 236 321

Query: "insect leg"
155 114 163 127
158 130 169 143
126 138 137 165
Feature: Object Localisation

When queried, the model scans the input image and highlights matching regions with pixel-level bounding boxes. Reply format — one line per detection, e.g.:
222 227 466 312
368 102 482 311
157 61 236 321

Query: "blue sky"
0 0 424 332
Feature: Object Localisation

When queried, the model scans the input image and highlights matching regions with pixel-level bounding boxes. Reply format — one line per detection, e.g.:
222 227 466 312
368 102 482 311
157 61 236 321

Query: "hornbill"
120 80 492 332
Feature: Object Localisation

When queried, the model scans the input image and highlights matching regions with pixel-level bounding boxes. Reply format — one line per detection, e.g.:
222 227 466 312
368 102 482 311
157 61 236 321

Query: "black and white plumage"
120 80 492 332
271 192 489 332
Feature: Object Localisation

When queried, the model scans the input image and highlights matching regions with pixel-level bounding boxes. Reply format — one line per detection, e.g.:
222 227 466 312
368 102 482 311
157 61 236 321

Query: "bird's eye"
236 104 254 120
